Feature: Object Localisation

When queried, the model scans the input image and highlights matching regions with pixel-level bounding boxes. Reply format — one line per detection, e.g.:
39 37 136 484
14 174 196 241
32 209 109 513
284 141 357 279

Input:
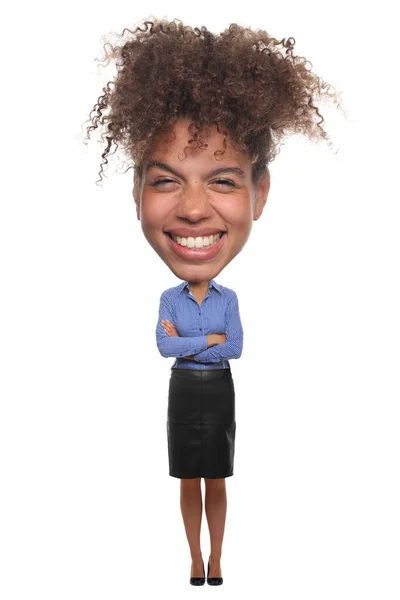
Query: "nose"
175 183 213 222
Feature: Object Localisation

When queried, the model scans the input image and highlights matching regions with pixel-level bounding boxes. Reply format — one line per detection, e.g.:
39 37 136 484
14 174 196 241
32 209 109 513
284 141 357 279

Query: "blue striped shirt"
156 279 243 370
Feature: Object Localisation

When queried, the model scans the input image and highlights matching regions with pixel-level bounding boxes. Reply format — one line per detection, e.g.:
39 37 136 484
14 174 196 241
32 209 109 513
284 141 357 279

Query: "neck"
188 279 210 293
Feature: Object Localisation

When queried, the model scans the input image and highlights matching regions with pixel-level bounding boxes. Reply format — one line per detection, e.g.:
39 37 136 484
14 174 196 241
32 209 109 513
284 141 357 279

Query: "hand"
207 333 227 346
161 320 179 337
161 320 192 358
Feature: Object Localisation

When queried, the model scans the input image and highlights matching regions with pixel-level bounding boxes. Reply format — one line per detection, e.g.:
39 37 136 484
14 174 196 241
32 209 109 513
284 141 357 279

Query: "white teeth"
172 233 222 248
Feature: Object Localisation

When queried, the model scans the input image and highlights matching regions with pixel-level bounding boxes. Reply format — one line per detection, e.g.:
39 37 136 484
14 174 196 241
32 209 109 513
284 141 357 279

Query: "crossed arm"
156 294 243 363
161 320 226 360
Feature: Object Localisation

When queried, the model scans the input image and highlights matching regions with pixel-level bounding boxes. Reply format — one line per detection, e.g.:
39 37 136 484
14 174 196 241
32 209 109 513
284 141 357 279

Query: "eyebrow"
145 160 246 180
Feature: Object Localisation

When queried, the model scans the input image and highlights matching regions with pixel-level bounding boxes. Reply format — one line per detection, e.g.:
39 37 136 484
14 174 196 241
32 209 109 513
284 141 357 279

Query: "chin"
149 234 242 282
165 259 226 283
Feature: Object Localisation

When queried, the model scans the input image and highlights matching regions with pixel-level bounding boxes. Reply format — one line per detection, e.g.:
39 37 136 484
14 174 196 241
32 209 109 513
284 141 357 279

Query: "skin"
133 118 270 578
133 118 270 286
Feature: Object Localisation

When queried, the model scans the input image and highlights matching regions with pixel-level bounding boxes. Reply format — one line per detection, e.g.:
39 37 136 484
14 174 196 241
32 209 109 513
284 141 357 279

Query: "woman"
157 277 242 586
84 18 342 585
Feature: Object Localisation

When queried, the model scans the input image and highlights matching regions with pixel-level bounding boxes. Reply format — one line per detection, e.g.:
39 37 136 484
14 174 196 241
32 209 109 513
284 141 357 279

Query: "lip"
165 232 226 261
165 228 225 237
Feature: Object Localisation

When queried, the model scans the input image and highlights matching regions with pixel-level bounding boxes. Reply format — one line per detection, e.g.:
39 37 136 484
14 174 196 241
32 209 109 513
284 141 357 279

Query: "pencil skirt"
167 367 236 479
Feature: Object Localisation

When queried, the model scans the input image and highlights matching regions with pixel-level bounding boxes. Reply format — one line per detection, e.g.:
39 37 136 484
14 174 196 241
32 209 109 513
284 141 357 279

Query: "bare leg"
180 478 205 577
204 478 227 577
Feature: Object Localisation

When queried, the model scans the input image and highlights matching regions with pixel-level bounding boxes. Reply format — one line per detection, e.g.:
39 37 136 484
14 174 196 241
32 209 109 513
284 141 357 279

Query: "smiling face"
134 119 270 283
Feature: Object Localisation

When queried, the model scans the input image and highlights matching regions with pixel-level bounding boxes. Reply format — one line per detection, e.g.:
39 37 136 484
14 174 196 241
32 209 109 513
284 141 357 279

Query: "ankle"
209 553 221 562
191 554 203 563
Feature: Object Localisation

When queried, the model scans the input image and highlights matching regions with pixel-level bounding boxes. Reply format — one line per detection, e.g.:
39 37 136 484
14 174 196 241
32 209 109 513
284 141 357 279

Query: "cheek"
222 198 253 234
140 195 166 229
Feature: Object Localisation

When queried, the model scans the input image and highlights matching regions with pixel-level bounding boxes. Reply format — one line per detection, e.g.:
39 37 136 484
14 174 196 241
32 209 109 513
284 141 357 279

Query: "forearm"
183 333 221 360
156 333 208 358
192 338 243 362
193 323 243 363
193 293 244 362
183 333 224 359
157 297 210 358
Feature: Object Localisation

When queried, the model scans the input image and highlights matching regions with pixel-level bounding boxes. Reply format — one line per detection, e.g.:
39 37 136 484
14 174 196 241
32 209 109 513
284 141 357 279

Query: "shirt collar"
178 279 222 294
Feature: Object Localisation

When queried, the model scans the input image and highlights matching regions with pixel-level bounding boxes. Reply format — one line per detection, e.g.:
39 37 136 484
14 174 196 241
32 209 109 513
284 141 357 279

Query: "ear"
253 168 270 221
133 170 141 220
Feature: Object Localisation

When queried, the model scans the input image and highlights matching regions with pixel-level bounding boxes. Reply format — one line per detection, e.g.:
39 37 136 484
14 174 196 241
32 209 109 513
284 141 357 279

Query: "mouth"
164 231 226 260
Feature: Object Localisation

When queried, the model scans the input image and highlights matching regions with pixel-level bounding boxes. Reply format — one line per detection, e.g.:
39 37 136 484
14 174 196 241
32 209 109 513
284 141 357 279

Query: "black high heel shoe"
190 559 205 586
207 557 223 586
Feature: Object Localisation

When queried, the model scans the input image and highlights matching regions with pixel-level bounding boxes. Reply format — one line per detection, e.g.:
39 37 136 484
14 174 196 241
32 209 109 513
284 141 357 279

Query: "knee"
180 477 201 490
204 477 226 490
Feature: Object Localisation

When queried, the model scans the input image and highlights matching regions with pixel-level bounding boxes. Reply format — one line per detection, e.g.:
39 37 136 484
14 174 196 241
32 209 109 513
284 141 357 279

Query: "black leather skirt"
167 367 236 479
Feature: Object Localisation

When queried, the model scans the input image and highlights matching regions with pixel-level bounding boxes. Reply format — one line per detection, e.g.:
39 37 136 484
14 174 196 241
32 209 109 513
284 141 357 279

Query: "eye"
150 178 237 189
151 178 177 187
212 179 236 187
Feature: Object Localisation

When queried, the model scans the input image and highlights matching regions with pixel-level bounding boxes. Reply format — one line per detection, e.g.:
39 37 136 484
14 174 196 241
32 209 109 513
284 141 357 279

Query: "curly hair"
83 18 344 186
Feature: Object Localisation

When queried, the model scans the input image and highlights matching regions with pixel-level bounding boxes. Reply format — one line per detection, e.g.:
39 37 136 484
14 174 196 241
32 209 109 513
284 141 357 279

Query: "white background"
1 1 399 598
